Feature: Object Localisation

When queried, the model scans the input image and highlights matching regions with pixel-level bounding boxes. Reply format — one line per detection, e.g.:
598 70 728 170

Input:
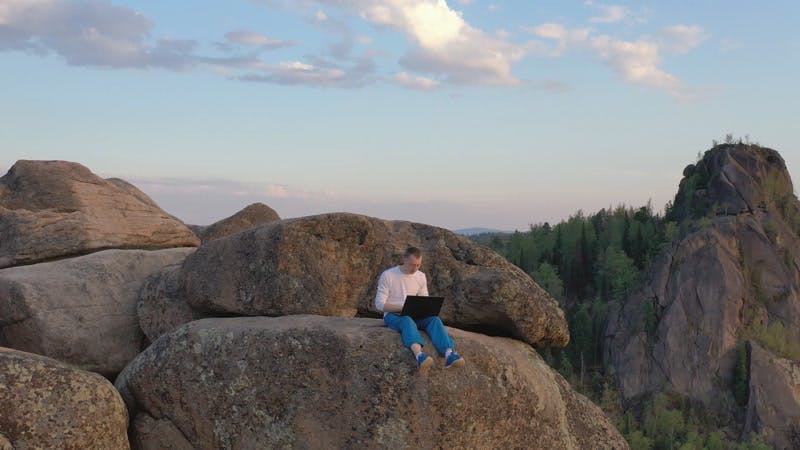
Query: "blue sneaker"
416 353 434 373
444 351 464 368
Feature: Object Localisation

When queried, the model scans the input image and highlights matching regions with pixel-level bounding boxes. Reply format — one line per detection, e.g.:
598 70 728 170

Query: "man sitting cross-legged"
374 246 465 373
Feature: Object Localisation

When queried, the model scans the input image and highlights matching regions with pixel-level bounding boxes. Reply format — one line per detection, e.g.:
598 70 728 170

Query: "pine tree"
734 341 749 406
622 212 632 256
553 226 563 269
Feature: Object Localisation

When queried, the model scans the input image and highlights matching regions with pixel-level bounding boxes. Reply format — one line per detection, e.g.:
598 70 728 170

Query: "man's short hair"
404 246 422 258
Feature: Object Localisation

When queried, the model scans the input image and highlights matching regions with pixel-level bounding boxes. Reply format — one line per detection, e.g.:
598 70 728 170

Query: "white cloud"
265 184 291 198
358 1 465 50
0 0 52 25
658 25 706 54
523 23 591 57
239 60 348 86
526 23 591 47
583 1 649 24
297 0 525 85
0 0 196 69
394 71 440 90
588 35 682 93
527 22 704 98
225 30 295 49
589 4 630 24
117 175 339 202
231 51 378 87
0 0 706 96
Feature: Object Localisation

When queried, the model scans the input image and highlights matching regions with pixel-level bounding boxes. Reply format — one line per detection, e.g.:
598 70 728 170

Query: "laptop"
400 295 445 319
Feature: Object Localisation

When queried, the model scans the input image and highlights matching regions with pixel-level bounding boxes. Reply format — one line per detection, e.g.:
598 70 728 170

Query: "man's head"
401 246 422 274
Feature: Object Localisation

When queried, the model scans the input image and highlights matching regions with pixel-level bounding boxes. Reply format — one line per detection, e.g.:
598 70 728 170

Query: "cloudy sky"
1 0 798 230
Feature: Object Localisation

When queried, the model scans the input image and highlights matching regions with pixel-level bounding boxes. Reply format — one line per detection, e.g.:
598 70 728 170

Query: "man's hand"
383 302 403 313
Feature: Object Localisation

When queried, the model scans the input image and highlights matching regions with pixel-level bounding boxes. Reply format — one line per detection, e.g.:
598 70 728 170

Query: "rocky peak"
189 202 281 244
605 144 800 448
0 160 99 211
669 144 796 221
0 160 199 268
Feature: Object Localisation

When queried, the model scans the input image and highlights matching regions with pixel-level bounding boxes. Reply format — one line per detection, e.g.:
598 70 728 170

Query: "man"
374 246 465 373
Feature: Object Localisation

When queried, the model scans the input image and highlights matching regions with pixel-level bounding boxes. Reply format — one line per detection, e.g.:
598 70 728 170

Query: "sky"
1 0 798 231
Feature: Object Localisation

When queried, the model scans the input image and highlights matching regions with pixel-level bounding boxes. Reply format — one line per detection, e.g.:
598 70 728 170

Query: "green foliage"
742 320 800 360
532 262 564 303
717 133 760 147
473 201 665 381
706 432 725 450
733 340 750 406
679 431 706 450
747 265 769 306
572 304 592 357
644 393 686 449
618 390 766 450
763 169 793 215
628 430 654 450
557 349 573 379
467 151 787 448
664 221 679 243
600 381 623 418
763 220 777 243
784 249 797 272
600 247 640 303
735 434 773 450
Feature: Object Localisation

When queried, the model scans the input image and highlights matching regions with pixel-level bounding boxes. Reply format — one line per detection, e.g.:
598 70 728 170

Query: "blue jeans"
383 313 454 355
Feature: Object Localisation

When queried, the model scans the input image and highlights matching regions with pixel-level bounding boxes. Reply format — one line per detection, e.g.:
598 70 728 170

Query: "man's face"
402 255 422 274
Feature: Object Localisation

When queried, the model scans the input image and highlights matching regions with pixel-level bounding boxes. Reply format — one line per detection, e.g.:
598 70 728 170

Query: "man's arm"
419 273 429 296
374 271 390 312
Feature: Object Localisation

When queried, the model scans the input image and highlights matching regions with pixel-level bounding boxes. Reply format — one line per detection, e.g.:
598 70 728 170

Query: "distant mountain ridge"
454 227 510 236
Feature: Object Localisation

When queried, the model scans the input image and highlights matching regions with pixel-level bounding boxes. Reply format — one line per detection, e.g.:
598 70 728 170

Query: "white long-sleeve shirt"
374 265 429 316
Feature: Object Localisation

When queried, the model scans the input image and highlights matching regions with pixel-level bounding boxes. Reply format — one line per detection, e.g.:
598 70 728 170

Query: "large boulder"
137 263 208 343
189 202 280 243
142 212 568 347
0 346 129 449
744 341 800 450
115 315 627 450
0 248 195 375
0 160 199 268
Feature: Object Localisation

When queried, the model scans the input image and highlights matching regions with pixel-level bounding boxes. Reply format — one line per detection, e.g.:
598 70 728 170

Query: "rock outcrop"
140 212 568 347
0 160 199 268
0 346 130 450
0 158 607 449
137 262 208 343
0 248 195 375
189 202 280 243
604 144 800 447
744 341 800 450
116 315 627 450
